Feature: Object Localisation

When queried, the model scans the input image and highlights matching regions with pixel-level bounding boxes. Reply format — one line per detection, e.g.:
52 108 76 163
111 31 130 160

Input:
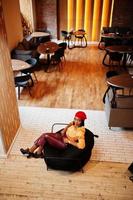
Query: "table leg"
122 53 128 70
47 53 50 64
83 36 87 47
111 88 117 108
68 38 75 49
44 53 50 72
102 51 110 66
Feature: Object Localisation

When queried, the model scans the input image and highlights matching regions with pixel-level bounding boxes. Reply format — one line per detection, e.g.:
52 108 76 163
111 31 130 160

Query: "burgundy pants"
34 133 67 150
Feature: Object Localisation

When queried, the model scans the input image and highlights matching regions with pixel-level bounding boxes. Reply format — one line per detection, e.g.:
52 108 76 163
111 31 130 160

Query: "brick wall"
112 0 133 29
35 0 133 40
35 0 57 39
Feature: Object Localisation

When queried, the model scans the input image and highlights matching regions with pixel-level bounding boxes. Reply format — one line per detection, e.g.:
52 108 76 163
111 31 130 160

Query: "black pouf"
44 128 98 172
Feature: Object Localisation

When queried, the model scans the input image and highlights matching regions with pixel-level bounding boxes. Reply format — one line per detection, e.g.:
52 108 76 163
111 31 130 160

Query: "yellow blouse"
66 125 85 149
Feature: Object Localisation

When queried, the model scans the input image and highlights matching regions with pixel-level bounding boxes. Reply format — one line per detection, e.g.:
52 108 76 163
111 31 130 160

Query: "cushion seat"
11 38 40 61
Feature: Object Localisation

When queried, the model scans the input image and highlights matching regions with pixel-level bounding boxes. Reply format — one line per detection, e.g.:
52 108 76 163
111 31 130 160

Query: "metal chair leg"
18 86 20 100
33 72 38 82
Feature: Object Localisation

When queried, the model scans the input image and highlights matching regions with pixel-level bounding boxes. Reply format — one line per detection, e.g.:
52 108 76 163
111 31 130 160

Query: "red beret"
75 111 87 120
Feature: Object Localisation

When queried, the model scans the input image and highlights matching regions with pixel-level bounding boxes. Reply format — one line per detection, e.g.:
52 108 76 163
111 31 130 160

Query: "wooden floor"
18 45 109 110
0 157 132 200
0 45 133 200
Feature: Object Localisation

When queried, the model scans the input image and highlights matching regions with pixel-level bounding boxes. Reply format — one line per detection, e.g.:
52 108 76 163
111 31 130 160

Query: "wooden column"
0 0 20 154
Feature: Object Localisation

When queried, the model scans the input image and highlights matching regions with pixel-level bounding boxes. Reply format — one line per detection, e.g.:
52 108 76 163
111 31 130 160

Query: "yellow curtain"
92 0 102 41
75 0 83 30
101 0 112 29
84 0 93 40
68 0 74 31
66 0 113 41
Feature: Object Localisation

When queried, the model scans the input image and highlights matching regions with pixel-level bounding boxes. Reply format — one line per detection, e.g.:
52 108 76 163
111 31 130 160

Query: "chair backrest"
106 70 119 79
51 50 61 62
26 58 37 66
58 42 67 50
78 29 85 32
54 47 64 59
14 74 32 84
61 30 68 37
20 58 37 74
109 52 123 61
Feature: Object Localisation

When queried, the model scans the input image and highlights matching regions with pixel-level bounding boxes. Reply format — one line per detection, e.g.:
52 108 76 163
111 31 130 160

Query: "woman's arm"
68 138 85 149
66 129 85 149
60 122 73 136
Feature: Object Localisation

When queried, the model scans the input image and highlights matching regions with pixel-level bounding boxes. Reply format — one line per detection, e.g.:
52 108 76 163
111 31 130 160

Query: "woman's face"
74 117 82 127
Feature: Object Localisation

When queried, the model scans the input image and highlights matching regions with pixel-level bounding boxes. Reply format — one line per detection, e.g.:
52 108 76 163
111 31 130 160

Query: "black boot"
33 152 44 159
20 148 34 158
20 148 29 155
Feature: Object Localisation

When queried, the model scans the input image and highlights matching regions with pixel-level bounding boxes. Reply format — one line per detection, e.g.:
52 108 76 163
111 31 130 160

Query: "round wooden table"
31 32 50 38
107 74 133 89
30 32 50 45
98 33 133 49
11 59 30 72
101 33 133 39
105 45 133 54
103 45 133 67
37 41 59 54
37 41 59 72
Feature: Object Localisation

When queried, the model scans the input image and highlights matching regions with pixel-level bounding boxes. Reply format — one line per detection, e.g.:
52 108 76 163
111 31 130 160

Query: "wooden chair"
14 74 34 99
21 58 38 82
74 29 87 48
50 48 64 71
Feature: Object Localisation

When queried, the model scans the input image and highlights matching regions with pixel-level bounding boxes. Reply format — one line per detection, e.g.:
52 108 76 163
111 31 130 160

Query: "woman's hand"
63 138 75 145
68 121 74 126
60 122 74 136
63 137 69 143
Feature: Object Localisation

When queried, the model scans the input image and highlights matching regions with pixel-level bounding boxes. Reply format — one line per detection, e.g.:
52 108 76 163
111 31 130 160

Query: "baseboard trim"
51 39 99 45
0 124 22 159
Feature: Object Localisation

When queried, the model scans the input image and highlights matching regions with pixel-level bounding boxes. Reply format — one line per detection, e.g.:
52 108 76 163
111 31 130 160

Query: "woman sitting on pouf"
20 111 87 158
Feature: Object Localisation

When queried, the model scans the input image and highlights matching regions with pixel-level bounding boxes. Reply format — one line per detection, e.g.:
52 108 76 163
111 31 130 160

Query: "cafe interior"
0 0 133 199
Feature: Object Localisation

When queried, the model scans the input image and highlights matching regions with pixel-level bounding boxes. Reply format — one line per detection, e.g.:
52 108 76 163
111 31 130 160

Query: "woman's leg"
20 132 66 158
29 144 38 153
20 133 47 156
34 133 49 147
20 144 38 156
33 133 66 158
34 132 66 153
44 133 67 150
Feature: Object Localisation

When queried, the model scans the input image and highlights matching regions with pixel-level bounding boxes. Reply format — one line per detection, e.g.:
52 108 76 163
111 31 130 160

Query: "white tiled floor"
8 106 133 163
